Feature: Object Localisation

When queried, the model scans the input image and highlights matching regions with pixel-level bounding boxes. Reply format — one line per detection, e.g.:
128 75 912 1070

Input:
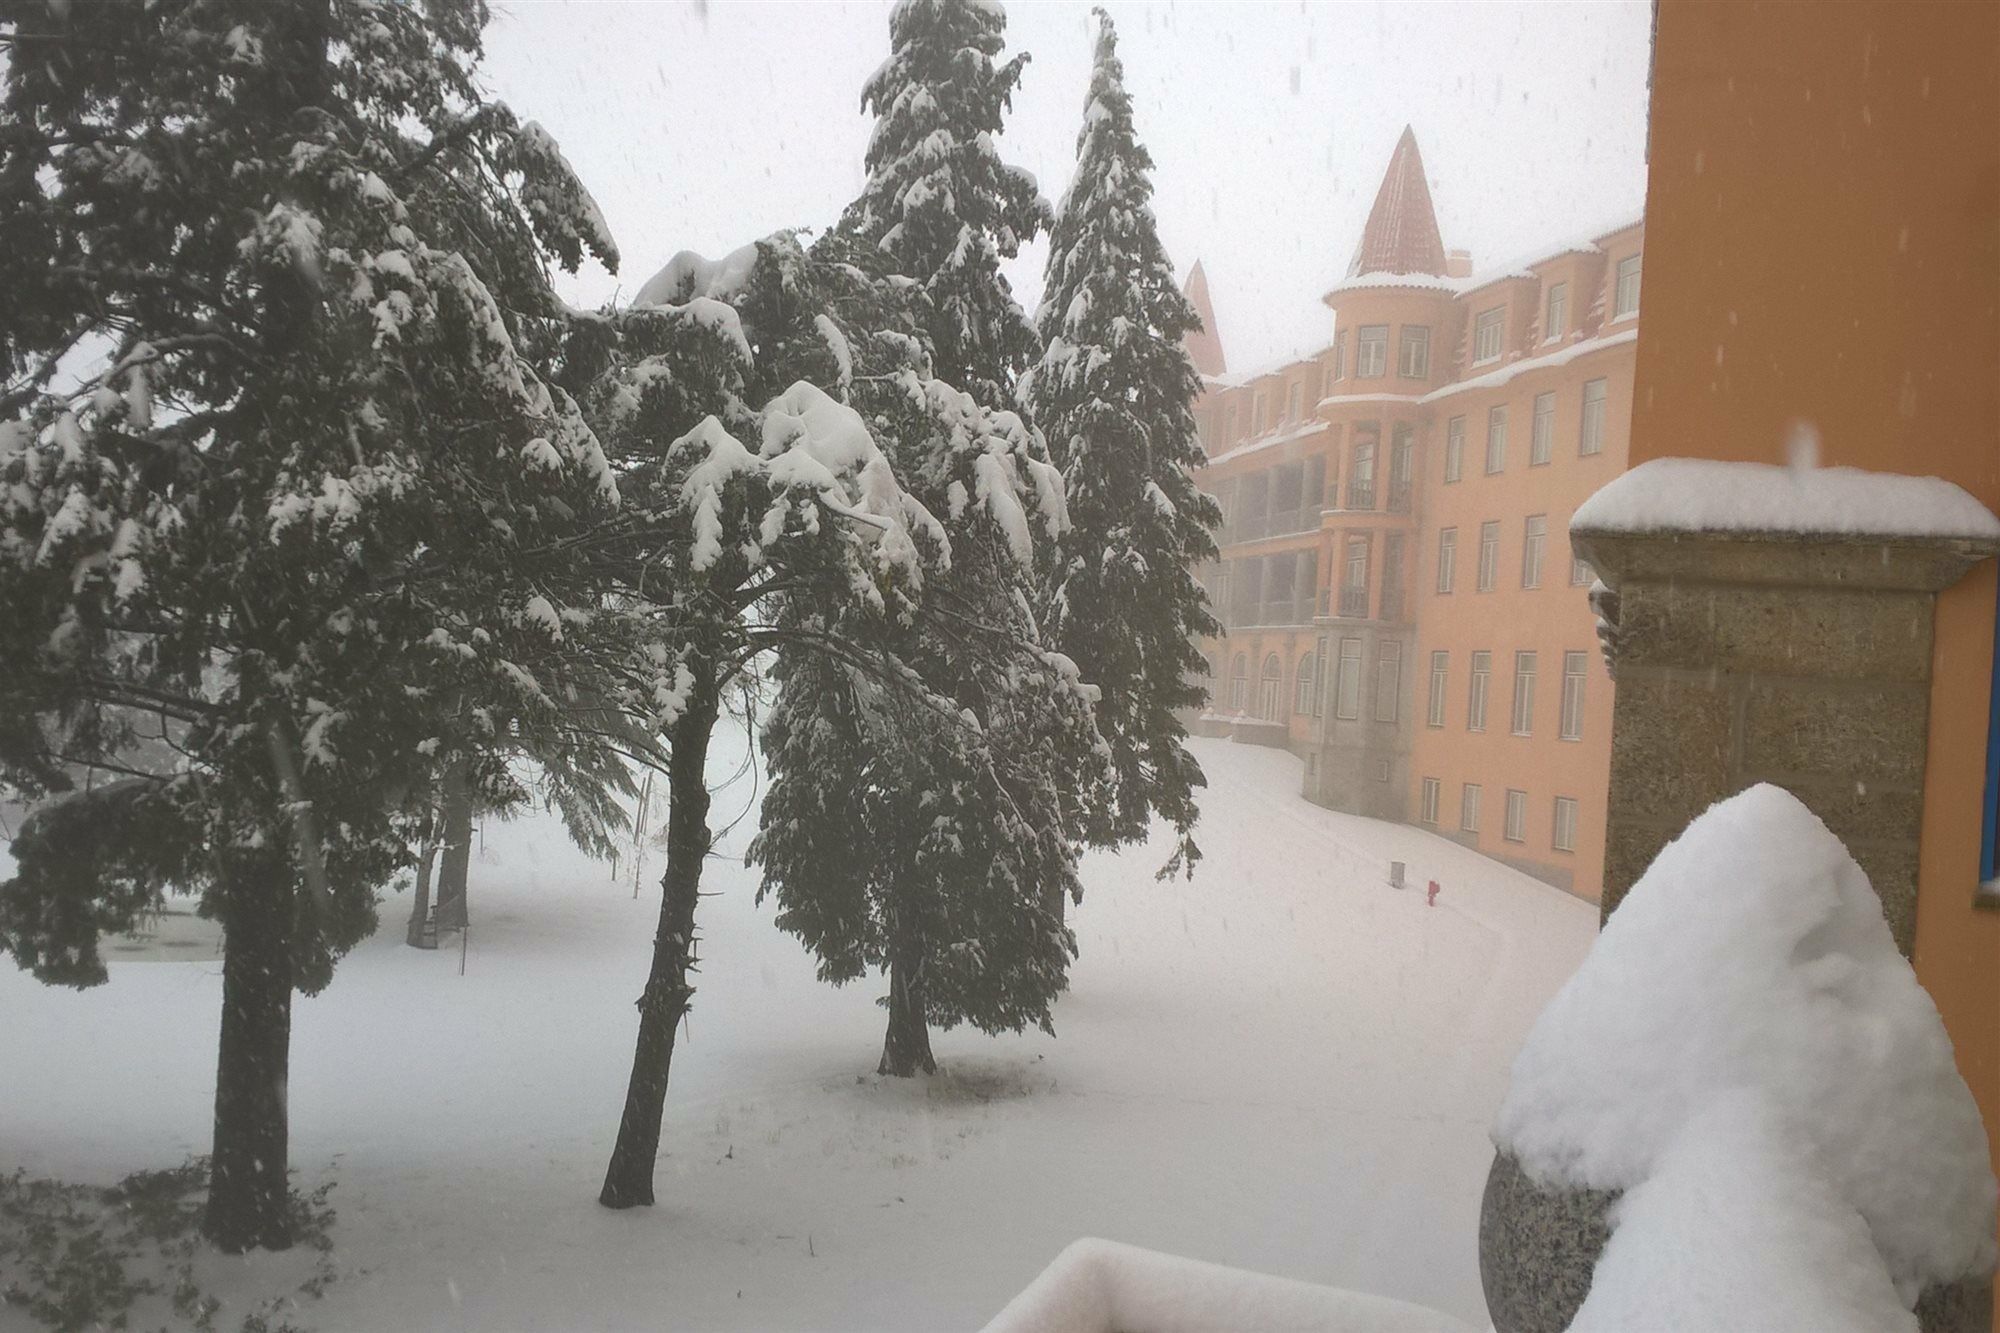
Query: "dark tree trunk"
203 854 295 1252
405 831 440 948
434 760 473 931
878 936 936 1077
599 670 720 1209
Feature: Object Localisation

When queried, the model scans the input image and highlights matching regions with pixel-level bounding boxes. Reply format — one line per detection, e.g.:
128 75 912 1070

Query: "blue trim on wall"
1983 578 2000 885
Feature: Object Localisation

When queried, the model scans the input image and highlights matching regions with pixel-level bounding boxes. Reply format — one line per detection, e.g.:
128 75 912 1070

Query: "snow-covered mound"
1494 783 1996 1304
1568 1093 1918 1333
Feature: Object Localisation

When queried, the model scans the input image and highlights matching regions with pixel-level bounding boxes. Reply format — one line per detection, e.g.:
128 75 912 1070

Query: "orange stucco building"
1636 0 2000 1288
1191 130 1639 901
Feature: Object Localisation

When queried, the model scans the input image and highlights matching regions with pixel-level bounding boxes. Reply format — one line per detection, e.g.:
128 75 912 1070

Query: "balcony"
1337 586 1370 618
1387 480 1413 514
1346 481 1375 511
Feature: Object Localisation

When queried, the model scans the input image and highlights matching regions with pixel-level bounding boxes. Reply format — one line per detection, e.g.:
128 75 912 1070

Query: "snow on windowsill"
982 1238 1477 1333
1571 457 2000 543
1420 328 1639 405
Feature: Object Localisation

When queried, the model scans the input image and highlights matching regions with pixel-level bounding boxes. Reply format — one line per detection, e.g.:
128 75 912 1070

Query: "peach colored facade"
1638 0 1999 1286
1189 132 1639 901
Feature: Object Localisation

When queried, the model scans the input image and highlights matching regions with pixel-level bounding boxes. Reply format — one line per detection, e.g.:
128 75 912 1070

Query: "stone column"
1569 524 2000 955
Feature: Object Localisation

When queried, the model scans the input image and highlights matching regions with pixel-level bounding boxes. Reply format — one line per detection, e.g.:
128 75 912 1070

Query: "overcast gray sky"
481 0 1653 375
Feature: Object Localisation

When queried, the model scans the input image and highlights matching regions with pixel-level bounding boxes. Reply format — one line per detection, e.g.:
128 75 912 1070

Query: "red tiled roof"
1347 127 1448 279
1182 260 1226 376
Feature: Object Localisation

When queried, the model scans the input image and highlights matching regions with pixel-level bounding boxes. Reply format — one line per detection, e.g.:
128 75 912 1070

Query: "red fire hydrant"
1426 879 1441 908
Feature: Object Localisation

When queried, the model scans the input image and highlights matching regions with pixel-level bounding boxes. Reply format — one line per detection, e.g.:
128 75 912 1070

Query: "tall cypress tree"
0 0 633 1250
1024 10 1223 877
755 0 1105 1077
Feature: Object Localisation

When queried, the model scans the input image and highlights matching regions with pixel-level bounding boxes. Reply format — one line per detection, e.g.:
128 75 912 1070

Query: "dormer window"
1544 281 1568 342
1330 331 1347 382
1614 254 1642 318
1286 381 1304 421
1473 306 1505 364
1252 391 1268 436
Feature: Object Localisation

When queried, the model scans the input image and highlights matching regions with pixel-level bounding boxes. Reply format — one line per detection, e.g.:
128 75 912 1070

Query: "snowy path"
0 736 1595 1331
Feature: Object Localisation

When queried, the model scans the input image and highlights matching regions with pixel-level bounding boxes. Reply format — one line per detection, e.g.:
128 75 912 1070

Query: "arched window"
1259 653 1283 720
1296 653 1316 715
1229 654 1249 711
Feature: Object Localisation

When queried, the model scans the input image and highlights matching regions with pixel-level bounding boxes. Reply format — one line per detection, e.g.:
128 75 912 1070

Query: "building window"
1296 653 1316 715
1473 306 1505 364
1287 381 1304 422
1229 653 1247 710
1380 533 1406 622
1485 405 1508 474
1512 649 1537 736
1468 650 1491 732
1259 653 1283 719
1341 534 1370 618
1314 637 1330 717
1444 416 1465 483
1399 326 1431 379
1614 253 1642 318
1427 650 1449 727
1436 527 1458 594
1374 640 1402 723
1222 403 1238 443
1553 796 1579 853
1579 378 1608 456
1571 550 1593 586
1530 391 1555 466
1349 439 1376 510
1477 520 1500 592
1561 649 1588 741
1522 514 1547 589
1421 777 1442 826
1504 789 1528 843
1330 331 1347 382
1388 426 1415 513
1252 392 1268 437
1335 638 1363 720
1461 782 1483 833
1356 324 1389 378
1544 281 1567 342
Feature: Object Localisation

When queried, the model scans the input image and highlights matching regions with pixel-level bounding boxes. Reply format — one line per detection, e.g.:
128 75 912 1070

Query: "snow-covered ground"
0 733 1596 1331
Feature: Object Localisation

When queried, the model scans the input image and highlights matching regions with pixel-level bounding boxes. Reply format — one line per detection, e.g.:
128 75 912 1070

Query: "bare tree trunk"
203 851 295 1252
599 669 720 1209
405 830 441 948
434 760 473 932
878 932 936 1077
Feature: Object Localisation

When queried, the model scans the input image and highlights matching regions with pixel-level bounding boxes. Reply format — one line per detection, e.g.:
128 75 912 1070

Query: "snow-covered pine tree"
841 0 1051 412
0 0 635 1250
1023 10 1223 877
754 1 1108 1078
572 233 1050 1206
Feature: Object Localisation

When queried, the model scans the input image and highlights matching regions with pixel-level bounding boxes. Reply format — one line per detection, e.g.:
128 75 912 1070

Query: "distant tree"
753 0 1107 1078
1023 10 1223 881
0 0 632 1250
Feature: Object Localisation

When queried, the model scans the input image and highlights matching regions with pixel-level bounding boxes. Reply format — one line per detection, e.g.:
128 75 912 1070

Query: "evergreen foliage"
1023 10 1223 875
0 0 634 1248
753 0 1107 1077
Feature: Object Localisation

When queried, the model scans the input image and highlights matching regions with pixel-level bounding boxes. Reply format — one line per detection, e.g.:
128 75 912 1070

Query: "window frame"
1544 281 1567 342
1443 415 1465 483
1580 377 1608 456
1477 520 1500 593
1427 650 1449 728
1511 649 1538 737
1421 777 1442 826
1467 650 1492 732
1398 325 1431 380
1259 652 1284 720
1374 640 1402 724
1436 527 1458 594
1472 306 1505 365
1522 514 1548 590
1335 638 1364 720
1485 405 1508 474
1614 253 1642 319
1553 796 1579 853
1530 391 1555 466
1504 789 1528 844
1460 782 1482 833
1355 324 1389 379
1560 650 1588 741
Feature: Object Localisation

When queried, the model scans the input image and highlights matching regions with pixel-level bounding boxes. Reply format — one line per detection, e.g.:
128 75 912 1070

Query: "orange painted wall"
1638 0 2000 1278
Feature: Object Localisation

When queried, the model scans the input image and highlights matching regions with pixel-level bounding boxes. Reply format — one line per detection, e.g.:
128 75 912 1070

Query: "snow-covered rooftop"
1420 328 1637 405
1322 211 1645 303
1572 457 2000 542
